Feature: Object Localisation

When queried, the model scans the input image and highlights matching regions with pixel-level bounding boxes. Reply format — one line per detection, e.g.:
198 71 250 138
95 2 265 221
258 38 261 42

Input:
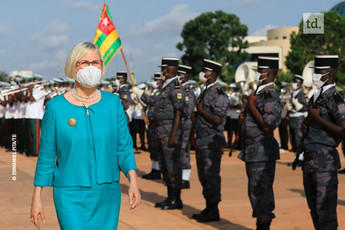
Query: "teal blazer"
33 90 137 187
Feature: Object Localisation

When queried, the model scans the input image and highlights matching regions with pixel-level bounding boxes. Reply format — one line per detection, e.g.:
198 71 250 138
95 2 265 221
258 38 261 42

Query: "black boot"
142 169 161 180
191 207 208 220
161 188 183 210
155 186 172 208
192 202 220 222
338 168 345 174
256 220 271 230
181 180 190 189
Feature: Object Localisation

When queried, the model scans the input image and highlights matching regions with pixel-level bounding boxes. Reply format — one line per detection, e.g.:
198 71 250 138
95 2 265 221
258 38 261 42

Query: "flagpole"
120 48 149 125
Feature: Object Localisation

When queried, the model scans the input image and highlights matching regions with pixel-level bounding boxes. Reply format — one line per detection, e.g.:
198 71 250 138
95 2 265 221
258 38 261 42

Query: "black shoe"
142 169 161 180
339 168 345 174
181 180 190 189
161 198 183 210
192 208 220 222
154 198 170 208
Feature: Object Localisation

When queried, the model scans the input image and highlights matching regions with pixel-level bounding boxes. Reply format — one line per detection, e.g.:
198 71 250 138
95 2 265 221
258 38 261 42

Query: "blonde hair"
65 42 105 79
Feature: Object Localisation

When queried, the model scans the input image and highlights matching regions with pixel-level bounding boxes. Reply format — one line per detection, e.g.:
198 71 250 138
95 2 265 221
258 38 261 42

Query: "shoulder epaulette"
210 85 225 95
332 92 344 103
263 89 273 99
216 87 225 95
175 80 181 89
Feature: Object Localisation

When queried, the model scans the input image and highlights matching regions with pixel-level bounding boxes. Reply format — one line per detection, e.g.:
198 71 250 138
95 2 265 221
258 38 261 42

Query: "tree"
286 11 345 85
176 11 248 83
0 71 8 82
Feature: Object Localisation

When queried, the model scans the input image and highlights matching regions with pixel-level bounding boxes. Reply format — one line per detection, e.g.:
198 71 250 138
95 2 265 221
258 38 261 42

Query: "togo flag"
93 4 121 67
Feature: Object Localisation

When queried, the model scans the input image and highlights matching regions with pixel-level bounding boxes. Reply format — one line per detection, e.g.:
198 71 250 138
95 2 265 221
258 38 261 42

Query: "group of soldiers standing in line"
126 55 345 230
2 54 345 229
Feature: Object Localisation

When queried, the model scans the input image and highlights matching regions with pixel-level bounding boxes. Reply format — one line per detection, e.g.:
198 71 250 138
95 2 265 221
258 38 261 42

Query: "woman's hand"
30 187 45 229
127 170 141 210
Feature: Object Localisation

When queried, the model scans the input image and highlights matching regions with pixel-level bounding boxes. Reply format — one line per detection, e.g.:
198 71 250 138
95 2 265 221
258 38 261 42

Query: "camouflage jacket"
182 84 196 119
194 82 230 135
303 86 345 172
238 84 282 162
153 77 185 122
141 89 161 120
116 84 131 111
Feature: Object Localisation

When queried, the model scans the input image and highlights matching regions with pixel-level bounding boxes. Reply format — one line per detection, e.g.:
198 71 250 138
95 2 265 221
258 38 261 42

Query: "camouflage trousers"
181 119 192 170
147 123 158 161
156 120 183 189
303 171 338 230
195 133 224 204
245 161 276 223
289 116 304 151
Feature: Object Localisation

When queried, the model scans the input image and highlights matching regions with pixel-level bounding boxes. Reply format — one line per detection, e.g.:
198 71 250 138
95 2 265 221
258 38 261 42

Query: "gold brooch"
68 118 77 126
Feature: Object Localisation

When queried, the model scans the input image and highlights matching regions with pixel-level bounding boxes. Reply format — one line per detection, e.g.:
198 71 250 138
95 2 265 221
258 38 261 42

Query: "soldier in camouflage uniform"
133 72 163 180
150 58 186 210
114 71 131 126
238 56 282 230
301 55 345 230
178 64 196 189
191 59 230 222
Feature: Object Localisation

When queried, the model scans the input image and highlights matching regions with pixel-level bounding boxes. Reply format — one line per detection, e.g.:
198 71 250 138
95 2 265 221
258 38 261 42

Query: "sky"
0 0 342 83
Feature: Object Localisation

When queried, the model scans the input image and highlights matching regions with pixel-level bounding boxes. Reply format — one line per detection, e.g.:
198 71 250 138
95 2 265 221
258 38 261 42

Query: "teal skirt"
53 152 121 230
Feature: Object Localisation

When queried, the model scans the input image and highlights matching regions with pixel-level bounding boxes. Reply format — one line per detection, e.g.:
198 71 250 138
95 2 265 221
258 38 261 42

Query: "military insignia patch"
123 95 128 99
185 96 189 102
177 93 182 99
155 92 160 96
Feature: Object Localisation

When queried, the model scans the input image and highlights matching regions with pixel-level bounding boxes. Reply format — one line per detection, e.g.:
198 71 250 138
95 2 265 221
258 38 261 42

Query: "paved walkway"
1 144 344 229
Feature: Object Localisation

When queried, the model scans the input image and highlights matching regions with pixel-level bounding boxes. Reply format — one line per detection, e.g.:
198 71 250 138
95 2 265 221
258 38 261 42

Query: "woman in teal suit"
30 42 140 229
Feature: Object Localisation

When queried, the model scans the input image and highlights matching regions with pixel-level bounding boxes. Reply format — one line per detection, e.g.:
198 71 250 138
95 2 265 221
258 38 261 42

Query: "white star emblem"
101 17 109 27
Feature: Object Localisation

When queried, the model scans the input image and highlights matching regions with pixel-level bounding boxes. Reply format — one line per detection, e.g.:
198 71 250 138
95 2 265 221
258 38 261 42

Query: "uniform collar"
313 83 336 102
182 81 189 87
257 82 275 94
203 80 219 92
162 76 178 89
292 89 301 98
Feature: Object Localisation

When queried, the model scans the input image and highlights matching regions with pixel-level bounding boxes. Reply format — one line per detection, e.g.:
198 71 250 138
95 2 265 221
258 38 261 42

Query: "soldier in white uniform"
25 82 45 156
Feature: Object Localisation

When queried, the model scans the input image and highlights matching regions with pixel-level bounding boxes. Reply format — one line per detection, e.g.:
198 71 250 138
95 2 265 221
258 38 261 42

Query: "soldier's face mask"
199 71 209 83
152 81 159 89
292 82 298 90
312 72 329 89
114 79 120 87
253 72 268 85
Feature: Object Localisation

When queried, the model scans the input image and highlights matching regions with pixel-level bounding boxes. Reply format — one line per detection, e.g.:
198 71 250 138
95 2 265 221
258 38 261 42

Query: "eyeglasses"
76 60 103 68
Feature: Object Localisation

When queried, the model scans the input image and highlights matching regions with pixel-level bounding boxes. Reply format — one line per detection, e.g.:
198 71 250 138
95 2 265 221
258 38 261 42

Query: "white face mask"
292 82 298 90
199 72 208 83
253 72 267 85
312 72 329 89
152 81 159 89
76 66 101 88
114 79 120 88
